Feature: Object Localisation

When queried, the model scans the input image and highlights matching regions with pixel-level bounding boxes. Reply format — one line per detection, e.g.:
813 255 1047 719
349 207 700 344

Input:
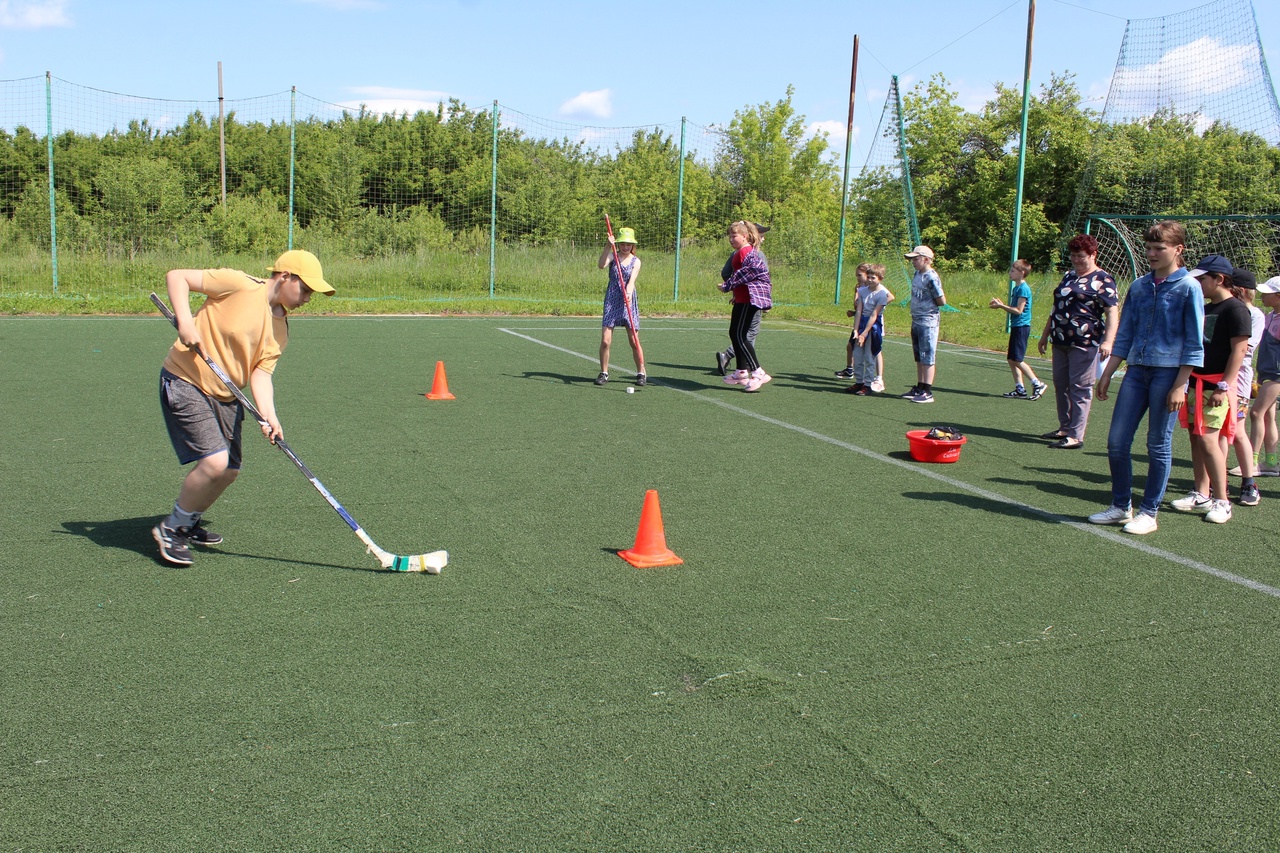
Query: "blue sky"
1 0 1277 165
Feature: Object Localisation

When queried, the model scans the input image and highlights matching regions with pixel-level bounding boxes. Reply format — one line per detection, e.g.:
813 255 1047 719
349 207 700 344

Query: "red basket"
906 429 968 463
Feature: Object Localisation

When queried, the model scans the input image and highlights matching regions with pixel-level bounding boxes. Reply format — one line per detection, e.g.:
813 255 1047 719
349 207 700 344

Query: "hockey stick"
604 214 643 354
150 292 447 574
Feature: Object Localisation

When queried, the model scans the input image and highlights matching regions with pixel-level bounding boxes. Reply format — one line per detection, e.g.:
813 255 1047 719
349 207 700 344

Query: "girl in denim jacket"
1088 221 1205 536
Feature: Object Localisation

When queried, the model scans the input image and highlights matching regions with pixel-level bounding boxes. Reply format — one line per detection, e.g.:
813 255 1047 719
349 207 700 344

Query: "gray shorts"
160 369 244 469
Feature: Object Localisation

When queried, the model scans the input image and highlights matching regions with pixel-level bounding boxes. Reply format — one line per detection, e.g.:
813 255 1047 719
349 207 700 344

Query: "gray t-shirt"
909 268 944 323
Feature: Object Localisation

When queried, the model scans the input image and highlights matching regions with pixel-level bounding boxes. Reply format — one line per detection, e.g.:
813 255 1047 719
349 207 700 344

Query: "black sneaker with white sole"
594 372 609 385
152 522 194 566
187 521 224 546
834 367 856 379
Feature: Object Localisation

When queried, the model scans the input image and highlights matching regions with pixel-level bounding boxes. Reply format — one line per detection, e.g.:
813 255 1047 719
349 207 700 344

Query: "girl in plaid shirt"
720 220 773 392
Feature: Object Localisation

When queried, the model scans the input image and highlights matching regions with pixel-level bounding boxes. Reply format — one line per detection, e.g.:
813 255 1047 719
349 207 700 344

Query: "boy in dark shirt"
1170 254 1253 524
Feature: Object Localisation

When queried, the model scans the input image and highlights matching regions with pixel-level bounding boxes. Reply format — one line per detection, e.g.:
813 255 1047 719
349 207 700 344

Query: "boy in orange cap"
152 250 334 566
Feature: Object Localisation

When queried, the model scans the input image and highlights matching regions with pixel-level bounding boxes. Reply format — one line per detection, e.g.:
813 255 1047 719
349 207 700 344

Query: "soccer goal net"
1064 0 1280 282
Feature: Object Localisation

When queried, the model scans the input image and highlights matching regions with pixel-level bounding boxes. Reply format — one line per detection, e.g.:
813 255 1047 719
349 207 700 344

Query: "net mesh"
0 77 842 307
1064 0 1280 281
847 76 919 295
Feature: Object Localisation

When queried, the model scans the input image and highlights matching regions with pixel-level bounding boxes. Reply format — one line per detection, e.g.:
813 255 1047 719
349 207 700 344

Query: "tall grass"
0 244 1068 354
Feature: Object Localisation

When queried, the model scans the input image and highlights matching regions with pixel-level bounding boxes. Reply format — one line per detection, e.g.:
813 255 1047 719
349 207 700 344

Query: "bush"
203 190 290 255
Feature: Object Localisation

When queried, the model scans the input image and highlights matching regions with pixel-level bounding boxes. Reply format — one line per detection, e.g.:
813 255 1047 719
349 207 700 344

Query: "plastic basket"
906 429 968 463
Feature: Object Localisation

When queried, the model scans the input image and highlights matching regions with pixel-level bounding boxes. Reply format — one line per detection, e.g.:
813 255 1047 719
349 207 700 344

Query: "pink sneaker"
743 370 772 392
723 370 749 386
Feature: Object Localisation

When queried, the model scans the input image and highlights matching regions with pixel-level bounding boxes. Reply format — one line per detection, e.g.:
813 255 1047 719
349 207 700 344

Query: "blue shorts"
1007 325 1030 363
911 321 938 366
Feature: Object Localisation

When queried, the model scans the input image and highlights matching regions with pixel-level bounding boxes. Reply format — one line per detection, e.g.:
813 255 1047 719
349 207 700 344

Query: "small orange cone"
619 489 683 568
425 361 455 400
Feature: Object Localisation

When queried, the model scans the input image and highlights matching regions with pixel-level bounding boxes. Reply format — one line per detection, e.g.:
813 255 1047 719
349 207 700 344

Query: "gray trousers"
1052 344 1100 441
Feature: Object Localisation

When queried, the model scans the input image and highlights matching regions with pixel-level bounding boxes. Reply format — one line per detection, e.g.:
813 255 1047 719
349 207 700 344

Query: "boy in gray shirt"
902 245 946 403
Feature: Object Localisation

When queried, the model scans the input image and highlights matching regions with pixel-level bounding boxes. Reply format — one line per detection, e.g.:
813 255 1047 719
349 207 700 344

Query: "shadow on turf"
518 370 602 385
59 517 385 573
907 421 1044 445
902 490 1056 522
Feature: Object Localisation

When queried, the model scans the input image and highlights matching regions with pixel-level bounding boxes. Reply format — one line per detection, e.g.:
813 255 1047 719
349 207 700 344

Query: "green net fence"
847 75 920 298
2 75 916 311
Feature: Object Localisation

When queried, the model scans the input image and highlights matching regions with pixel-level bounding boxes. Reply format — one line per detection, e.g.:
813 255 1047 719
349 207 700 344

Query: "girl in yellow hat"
595 226 647 386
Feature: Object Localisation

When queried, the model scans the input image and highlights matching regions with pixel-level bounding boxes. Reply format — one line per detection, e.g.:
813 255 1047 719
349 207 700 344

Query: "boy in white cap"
902 245 946 403
152 250 334 566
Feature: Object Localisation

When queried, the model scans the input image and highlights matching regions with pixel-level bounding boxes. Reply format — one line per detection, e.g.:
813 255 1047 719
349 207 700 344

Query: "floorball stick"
604 214 643 351
150 292 447 574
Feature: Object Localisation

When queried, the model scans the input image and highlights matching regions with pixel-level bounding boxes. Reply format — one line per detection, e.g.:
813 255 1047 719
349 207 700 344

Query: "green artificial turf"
2 315 1279 850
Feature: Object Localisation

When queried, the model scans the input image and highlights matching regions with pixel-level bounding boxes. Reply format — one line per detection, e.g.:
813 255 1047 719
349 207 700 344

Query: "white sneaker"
1204 499 1232 524
1123 513 1159 535
742 369 772 393
723 370 749 386
870 377 885 393
1171 490 1212 513
1258 462 1280 477
1088 504 1133 525
1227 464 1243 477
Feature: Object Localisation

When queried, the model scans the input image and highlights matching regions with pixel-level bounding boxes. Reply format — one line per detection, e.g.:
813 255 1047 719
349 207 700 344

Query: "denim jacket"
1111 268 1205 368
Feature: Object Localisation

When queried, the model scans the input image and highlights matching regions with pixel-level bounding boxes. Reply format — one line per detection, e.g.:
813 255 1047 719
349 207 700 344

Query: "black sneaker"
1003 387 1028 399
901 386 921 399
834 367 856 379
715 352 730 376
1029 381 1048 400
635 373 647 387
187 521 224 546
152 522 193 567
594 372 609 386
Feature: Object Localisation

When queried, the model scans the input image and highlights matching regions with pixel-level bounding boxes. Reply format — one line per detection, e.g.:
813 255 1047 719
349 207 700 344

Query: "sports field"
4 314 1280 850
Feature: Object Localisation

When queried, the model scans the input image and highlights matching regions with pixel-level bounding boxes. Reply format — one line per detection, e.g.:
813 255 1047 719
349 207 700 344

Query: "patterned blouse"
1049 268 1119 349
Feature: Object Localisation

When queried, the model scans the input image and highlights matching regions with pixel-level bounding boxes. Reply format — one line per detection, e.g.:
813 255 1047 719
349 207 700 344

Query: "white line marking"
499 328 1280 599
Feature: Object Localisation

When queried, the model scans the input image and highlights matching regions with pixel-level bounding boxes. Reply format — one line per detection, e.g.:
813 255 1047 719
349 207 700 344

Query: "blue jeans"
1106 364 1182 515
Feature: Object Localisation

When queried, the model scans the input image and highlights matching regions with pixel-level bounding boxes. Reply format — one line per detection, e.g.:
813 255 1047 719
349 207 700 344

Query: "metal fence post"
674 117 687 302
45 72 58 294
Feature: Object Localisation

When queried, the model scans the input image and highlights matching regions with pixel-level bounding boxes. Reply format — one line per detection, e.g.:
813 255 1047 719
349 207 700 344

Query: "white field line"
498 327 1280 600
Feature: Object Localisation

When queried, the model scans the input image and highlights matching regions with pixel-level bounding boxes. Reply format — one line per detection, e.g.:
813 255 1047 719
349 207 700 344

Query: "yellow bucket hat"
615 227 637 245
269 250 335 294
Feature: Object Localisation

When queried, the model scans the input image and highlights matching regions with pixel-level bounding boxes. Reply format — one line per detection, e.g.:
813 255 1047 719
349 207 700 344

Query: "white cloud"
0 0 70 28
1110 37 1261 113
808 119 848 146
558 89 612 120
338 85 451 117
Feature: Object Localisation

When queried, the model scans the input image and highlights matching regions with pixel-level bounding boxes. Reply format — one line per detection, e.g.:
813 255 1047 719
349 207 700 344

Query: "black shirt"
1196 297 1252 376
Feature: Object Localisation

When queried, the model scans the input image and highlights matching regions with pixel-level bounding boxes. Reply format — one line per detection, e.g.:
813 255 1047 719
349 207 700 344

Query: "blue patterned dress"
602 256 638 329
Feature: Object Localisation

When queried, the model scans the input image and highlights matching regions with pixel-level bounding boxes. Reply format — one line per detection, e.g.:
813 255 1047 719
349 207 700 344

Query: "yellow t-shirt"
162 269 288 402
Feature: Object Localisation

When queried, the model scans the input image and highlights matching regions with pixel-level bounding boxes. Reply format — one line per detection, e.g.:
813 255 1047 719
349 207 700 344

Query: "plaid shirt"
719 247 772 309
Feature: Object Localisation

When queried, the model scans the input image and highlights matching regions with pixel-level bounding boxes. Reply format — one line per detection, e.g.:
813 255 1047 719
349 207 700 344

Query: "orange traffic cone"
619 489 683 568
425 361 455 400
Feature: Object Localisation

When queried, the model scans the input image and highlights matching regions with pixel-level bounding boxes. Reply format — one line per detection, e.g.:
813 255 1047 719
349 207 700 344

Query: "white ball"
626 387 635 394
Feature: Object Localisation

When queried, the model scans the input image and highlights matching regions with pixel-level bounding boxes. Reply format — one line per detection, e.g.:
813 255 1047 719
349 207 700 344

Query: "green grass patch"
3 316 1279 849
0 246 1065 355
